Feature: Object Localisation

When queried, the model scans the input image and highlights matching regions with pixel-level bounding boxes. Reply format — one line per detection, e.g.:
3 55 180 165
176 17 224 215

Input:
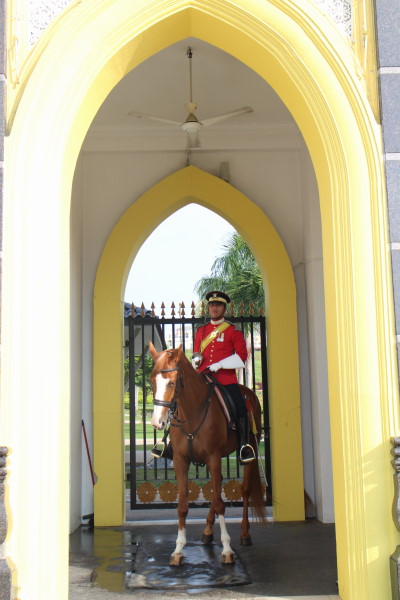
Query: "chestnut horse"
148 341 266 566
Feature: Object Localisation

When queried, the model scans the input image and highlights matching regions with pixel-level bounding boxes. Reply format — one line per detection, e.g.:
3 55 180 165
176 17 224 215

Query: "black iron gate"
124 301 271 509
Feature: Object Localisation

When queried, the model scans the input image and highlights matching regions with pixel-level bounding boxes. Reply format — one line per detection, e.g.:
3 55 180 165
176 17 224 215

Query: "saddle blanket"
201 374 258 436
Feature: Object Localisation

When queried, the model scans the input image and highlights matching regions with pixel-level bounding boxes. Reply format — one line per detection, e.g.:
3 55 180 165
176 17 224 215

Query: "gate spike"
259 306 264 316
180 301 185 317
141 302 146 317
230 301 235 317
171 302 176 318
191 301 196 317
249 300 254 316
131 302 135 318
151 302 155 317
161 302 165 318
239 300 245 316
200 300 205 316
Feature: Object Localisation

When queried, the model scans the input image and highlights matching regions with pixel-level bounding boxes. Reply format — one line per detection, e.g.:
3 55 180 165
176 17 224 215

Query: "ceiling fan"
128 47 253 148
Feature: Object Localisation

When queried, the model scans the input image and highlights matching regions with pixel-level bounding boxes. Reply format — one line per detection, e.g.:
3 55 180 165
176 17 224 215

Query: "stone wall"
0 448 10 600
375 1 400 377
375 3 400 598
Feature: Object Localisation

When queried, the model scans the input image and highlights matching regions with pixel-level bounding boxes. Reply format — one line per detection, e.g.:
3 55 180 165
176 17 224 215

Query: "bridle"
152 366 183 410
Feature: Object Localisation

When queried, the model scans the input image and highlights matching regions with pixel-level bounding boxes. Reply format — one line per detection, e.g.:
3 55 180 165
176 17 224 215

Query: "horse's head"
148 341 184 430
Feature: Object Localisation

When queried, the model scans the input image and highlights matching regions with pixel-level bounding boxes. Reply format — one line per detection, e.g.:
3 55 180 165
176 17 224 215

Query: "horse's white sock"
218 515 233 556
173 527 186 555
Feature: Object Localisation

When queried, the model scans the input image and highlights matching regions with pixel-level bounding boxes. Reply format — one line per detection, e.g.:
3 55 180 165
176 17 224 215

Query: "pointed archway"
93 165 304 523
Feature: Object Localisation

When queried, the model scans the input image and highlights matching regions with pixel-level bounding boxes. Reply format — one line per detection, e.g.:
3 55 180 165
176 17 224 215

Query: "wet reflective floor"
69 514 340 599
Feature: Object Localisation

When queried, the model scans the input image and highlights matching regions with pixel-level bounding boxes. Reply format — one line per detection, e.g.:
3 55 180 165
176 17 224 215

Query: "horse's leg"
170 455 189 566
203 470 226 543
209 458 235 564
202 505 216 544
218 512 235 564
240 462 252 546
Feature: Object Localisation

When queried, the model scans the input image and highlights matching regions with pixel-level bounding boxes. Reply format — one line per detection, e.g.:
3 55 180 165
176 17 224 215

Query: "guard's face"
208 301 226 320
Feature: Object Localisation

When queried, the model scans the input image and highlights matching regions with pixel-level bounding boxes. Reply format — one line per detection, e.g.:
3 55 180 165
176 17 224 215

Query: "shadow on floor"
69 516 338 598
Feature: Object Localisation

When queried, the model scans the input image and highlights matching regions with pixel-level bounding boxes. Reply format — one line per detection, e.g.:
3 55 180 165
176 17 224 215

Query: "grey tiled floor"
70 510 340 599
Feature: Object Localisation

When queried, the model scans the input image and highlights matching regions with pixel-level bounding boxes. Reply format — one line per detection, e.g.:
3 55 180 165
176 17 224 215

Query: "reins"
155 364 213 466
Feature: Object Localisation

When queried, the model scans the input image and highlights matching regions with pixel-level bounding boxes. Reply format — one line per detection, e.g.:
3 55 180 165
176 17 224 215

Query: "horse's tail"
248 458 268 523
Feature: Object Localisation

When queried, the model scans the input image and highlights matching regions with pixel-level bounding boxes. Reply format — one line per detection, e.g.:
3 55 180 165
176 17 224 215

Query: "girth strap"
187 434 204 468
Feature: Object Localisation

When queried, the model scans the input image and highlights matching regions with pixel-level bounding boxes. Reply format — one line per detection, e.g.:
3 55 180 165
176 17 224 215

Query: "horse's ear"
148 341 160 360
166 346 182 363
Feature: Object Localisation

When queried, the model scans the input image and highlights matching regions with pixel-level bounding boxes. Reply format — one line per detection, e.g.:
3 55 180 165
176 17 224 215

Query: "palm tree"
194 232 265 312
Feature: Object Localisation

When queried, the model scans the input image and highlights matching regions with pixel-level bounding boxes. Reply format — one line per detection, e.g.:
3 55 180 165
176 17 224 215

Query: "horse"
148 341 266 566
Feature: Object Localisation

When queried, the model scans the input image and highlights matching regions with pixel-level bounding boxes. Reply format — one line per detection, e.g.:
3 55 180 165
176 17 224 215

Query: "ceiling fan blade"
128 110 181 127
201 106 253 127
186 130 201 149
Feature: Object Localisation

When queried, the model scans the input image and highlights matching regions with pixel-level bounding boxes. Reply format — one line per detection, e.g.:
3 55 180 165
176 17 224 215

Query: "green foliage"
194 232 265 311
125 354 154 393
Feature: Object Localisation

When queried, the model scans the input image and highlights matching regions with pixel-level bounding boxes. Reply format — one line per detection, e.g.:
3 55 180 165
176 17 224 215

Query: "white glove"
192 353 203 369
209 354 245 372
209 362 222 372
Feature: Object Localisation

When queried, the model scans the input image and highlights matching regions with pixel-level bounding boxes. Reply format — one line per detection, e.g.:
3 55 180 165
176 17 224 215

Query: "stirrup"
240 444 256 463
151 441 166 459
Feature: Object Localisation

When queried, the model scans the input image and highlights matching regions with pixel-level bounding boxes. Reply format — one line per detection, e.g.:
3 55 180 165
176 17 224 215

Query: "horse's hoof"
170 553 184 566
202 533 214 544
221 552 235 564
240 535 252 546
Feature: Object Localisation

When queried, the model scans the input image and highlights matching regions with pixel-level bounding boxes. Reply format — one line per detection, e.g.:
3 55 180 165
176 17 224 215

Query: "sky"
124 204 235 315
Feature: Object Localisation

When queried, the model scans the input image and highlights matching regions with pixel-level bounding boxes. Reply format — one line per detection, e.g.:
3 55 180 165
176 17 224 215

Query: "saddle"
201 373 240 430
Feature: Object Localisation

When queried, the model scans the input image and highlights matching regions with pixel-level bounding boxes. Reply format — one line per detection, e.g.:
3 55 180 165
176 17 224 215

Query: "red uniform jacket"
194 319 248 385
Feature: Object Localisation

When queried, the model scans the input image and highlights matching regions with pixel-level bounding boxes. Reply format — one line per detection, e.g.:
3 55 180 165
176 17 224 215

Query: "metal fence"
124 301 271 509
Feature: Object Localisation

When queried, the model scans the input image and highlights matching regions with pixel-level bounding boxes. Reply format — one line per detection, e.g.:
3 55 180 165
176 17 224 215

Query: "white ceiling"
85 38 301 152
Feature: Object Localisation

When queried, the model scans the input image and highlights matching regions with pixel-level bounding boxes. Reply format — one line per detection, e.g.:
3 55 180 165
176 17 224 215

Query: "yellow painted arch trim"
4 1 400 599
93 166 304 525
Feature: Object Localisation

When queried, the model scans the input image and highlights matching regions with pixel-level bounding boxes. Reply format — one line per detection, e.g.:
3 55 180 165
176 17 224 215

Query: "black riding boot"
151 440 173 460
238 417 256 464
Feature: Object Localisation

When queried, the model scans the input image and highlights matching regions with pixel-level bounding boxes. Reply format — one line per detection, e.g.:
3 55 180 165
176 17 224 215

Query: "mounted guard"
151 290 256 463
192 290 256 463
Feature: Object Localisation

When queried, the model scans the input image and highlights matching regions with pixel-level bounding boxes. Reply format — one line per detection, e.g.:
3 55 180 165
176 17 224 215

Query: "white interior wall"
295 263 315 514
300 144 334 522
70 160 84 532
69 141 333 524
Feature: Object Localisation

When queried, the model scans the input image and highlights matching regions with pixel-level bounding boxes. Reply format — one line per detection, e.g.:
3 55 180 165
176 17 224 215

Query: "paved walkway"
69 513 340 599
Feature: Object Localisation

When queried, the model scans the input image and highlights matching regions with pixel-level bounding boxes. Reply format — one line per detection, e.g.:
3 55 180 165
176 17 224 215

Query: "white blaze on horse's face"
151 373 176 430
151 374 169 430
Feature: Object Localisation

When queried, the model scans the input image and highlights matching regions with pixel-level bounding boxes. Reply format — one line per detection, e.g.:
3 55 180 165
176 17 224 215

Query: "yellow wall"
94 166 304 524
2 1 399 599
